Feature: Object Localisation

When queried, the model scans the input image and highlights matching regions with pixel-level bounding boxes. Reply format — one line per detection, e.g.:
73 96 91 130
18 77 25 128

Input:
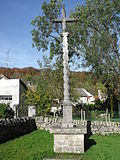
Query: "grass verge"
0 130 120 160
0 130 54 160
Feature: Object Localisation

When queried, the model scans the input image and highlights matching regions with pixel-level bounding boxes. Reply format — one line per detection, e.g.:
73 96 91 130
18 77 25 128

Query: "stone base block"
50 127 86 154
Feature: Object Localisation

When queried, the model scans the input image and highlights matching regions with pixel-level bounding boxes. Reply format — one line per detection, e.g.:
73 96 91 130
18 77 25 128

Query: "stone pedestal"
50 127 86 153
62 101 73 128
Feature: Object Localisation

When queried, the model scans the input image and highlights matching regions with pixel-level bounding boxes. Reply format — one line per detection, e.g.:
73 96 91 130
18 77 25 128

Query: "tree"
31 0 63 57
31 0 120 116
70 0 120 117
25 88 52 116
31 0 79 62
25 55 80 116
37 55 64 100
0 103 14 118
25 56 63 116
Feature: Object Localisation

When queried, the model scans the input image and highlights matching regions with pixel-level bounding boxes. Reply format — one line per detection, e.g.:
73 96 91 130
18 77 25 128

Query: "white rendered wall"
79 97 95 105
0 79 20 110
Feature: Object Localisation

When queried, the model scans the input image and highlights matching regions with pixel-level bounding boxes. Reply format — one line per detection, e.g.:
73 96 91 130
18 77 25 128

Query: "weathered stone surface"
50 126 85 154
50 126 87 134
36 116 120 135
54 133 84 153
62 31 73 128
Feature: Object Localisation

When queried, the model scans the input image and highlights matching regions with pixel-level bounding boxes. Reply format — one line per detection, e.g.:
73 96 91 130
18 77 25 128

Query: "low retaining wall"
36 116 120 135
0 117 37 143
86 121 120 135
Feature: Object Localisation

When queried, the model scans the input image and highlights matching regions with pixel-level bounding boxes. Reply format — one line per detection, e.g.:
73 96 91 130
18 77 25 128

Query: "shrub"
0 103 14 118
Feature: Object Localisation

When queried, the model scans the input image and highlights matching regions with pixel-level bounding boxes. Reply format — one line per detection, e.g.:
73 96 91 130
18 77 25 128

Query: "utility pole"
53 5 76 128
6 50 9 68
5 49 10 77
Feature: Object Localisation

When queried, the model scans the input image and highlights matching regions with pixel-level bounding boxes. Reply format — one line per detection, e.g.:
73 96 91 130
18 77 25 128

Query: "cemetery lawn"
0 130 120 160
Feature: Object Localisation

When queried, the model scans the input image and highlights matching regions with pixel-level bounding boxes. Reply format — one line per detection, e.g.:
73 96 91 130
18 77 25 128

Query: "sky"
0 0 86 69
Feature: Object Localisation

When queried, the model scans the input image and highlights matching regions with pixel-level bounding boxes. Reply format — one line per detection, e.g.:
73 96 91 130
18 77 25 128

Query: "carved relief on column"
62 31 70 101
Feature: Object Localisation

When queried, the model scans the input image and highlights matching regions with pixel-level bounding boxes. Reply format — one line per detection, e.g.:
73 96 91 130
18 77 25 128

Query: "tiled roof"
76 88 89 97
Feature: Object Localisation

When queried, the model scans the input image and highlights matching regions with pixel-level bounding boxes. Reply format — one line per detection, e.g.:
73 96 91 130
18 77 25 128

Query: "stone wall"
36 116 62 131
36 116 120 135
87 121 120 135
0 117 36 143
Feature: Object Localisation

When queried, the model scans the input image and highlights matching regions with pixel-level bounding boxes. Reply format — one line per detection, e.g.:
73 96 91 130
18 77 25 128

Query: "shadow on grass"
84 134 96 151
84 121 96 151
0 129 36 145
0 119 37 145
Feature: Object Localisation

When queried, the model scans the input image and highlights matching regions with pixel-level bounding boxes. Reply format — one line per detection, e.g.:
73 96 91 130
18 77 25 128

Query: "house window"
0 95 12 101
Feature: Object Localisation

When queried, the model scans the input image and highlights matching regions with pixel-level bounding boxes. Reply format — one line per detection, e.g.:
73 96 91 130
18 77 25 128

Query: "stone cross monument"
51 5 86 154
53 5 75 128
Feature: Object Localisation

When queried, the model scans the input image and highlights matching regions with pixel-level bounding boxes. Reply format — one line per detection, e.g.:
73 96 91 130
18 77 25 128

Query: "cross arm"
53 18 77 23
65 18 76 22
53 19 62 23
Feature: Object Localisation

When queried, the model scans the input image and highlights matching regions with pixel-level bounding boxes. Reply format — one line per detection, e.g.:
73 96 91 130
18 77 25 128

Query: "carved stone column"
61 31 73 128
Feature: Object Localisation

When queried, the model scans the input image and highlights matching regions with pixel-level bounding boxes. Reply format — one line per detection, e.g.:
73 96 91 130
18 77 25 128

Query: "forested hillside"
1 67 118 117
0 67 40 84
0 67 101 96
0 67 40 77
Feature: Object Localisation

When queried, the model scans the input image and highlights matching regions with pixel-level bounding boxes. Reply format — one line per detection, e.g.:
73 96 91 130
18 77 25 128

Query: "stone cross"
53 5 75 128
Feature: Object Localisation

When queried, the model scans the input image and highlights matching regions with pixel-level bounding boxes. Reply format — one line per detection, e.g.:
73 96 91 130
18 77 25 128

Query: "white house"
76 88 95 105
0 74 27 117
76 88 108 105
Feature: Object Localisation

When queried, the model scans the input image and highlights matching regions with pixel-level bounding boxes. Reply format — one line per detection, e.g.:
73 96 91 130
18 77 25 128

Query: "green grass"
0 130 120 160
0 130 54 160
83 134 120 160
